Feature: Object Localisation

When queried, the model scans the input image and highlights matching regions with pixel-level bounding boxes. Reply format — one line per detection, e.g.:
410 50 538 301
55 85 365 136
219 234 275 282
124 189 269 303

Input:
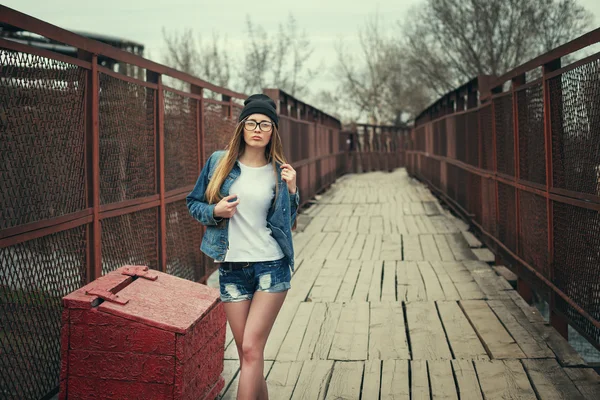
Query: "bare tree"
403 0 594 95
162 28 231 89
239 15 317 97
334 15 430 124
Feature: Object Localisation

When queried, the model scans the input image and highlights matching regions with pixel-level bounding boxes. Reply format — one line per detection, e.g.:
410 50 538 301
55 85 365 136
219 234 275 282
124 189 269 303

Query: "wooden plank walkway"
219 170 600 400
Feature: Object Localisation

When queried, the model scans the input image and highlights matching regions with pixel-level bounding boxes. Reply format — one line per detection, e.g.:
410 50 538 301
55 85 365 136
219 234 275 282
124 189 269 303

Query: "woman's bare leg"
223 300 251 367
237 291 287 400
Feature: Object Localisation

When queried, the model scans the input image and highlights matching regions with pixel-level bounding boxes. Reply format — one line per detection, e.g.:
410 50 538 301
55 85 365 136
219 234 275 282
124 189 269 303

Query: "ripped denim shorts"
218 258 291 303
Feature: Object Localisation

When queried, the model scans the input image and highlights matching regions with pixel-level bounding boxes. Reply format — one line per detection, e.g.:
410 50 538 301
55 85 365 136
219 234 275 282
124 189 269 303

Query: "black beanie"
238 94 279 129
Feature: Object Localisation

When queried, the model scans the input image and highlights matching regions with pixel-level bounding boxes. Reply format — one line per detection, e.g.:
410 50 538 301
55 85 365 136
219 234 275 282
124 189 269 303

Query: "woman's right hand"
213 194 240 219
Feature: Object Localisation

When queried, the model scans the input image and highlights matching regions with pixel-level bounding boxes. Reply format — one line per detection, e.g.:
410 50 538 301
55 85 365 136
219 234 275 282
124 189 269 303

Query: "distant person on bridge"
187 93 299 399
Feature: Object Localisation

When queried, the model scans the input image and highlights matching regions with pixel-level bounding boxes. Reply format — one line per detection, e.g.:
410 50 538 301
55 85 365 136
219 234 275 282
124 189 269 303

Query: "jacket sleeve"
289 189 300 230
186 153 221 226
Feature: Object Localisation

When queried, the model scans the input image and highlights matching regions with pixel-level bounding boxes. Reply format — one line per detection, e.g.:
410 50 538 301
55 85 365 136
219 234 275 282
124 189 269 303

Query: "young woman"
186 93 299 400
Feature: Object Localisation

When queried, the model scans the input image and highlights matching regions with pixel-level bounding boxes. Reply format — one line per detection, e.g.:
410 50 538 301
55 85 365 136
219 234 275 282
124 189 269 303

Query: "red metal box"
59 265 226 400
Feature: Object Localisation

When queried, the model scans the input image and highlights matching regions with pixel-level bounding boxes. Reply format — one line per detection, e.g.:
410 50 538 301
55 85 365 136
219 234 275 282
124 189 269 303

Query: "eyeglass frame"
243 118 274 132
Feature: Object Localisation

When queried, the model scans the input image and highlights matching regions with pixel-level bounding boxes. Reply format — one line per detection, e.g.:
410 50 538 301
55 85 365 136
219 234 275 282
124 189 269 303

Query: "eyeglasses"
244 119 273 132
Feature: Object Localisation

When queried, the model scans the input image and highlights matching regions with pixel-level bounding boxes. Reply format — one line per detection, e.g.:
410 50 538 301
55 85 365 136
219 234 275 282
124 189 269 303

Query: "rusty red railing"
407 28 600 351
0 6 408 399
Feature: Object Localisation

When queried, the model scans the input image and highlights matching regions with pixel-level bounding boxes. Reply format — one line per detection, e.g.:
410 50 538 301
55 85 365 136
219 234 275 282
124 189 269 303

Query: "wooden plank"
420 216 438 234
445 233 477 260
396 261 427 302
358 216 370 232
338 204 354 217
429 360 459 400
336 260 362 302
371 215 384 233
220 360 240 397
352 260 375 302
372 233 383 261
487 300 554 358
288 259 324 302
406 301 452 360
326 231 350 260
264 301 300 359
336 231 358 261
463 260 511 299
380 360 410 400
348 234 366 260
266 361 303 400
291 360 334 400
437 262 485 300
369 302 410 360
381 261 397 302
420 234 441 261
380 233 403 260
309 260 348 303
451 359 484 400
423 201 440 216
293 231 313 256
404 216 420 234
461 230 482 248
411 360 430 400
347 216 359 232
362 360 382 400
434 234 455 261
474 360 537 400
304 216 328 235
437 301 488 360
368 260 383 302
299 232 328 259
325 361 364 400
492 266 517 285
323 216 343 232
329 302 369 360
418 261 445 301
460 300 525 359
277 302 314 361
403 235 423 261
306 303 343 360
414 216 428 233
360 234 376 260
472 248 495 263
429 261 461 301
312 232 340 259
522 358 586 400
396 216 408 234
564 368 600 400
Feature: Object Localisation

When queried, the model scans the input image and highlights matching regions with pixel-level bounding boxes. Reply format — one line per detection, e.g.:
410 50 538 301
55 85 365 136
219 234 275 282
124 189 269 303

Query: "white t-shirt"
223 161 284 262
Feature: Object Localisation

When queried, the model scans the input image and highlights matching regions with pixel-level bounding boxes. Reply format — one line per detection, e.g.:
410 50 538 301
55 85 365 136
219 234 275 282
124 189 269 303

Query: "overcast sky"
5 0 600 100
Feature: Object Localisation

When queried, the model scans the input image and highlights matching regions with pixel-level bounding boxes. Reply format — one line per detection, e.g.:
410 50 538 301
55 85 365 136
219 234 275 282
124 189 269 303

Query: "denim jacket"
186 150 300 271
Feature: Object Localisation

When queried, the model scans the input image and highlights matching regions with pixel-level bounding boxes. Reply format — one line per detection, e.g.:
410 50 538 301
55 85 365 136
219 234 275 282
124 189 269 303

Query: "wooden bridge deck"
218 169 599 400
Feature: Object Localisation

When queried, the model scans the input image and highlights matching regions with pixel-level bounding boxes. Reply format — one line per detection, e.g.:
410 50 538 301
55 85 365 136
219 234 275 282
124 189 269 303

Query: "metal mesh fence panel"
466 110 479 167
479 104 493 170
550 60 600 196
517 83 546 185
98 73 156 204
100 208 158 274
553 201 600 345
0 50 87 230
518 190 549 280
0 226 86 400
204 102 236 160
166 200 204 282
493 94 514 176
497 182 516 252
164 91 199 191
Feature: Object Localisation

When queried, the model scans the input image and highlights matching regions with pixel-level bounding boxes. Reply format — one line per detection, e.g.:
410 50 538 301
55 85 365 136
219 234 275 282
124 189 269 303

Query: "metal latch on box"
121 265 158 281
85 288 129 305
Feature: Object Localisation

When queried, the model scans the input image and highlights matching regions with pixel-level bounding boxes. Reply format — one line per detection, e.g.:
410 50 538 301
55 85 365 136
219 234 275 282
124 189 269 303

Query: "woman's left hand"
280 164 297 194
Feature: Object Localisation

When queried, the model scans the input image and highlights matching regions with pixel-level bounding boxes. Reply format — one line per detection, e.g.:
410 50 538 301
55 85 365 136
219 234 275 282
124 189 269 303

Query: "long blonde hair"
205 119 287 204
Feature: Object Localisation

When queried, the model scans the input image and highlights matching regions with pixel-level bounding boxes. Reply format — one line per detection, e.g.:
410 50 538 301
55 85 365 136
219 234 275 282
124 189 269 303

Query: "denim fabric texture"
186 150 299 271
218 258 291 302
